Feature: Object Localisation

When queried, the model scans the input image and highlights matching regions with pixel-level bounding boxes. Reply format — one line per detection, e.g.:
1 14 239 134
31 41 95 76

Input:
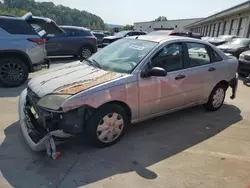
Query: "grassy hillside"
0 0 107 30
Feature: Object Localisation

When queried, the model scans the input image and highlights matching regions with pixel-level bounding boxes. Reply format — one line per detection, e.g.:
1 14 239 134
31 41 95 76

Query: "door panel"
138 42 187 118
184 42 217 104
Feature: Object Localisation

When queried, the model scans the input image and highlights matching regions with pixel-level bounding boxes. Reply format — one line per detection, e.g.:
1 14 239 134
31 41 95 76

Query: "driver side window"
151 43 184 72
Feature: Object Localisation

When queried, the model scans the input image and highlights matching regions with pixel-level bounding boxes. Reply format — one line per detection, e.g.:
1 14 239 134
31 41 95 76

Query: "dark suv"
44 26 97 58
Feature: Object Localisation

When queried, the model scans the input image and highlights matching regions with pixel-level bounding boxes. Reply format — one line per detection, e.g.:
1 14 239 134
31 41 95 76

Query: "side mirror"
145 67 167 77
125 34 129 37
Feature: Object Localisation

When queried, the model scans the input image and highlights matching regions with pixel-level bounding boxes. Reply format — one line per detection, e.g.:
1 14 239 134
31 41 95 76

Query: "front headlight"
37 95 71 110
239 54 244 59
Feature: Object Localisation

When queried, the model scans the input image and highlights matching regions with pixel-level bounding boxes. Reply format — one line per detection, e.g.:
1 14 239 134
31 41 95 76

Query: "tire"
203 84 226 111
79 46 92 59
0 58 29 87
85 104 130 148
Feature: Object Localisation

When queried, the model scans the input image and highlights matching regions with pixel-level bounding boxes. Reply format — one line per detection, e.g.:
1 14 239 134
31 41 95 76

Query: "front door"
138 42 188 118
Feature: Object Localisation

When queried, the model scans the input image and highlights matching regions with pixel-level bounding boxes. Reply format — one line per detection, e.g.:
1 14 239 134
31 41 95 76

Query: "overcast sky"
37 0 246 25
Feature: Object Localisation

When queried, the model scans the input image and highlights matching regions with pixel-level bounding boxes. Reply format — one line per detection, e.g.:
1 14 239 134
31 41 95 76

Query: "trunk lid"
22 12 65 37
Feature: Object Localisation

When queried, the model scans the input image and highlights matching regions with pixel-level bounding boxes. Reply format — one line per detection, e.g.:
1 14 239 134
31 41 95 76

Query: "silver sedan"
19 35 238 155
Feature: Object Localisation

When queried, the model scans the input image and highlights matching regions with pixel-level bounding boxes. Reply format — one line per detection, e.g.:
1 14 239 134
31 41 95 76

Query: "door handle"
208 67 216 72
175 75 186 80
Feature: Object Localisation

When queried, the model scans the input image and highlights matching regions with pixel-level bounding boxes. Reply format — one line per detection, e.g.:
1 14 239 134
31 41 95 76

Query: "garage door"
210 24 214 36
218 22 224 35
238 17 248 37
214 23 218 36
230 19 239 35
224 21 231 35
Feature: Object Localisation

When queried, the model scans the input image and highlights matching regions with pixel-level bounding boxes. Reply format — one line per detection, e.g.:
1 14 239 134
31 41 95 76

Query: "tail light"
27 38 46 45
90 35 97 40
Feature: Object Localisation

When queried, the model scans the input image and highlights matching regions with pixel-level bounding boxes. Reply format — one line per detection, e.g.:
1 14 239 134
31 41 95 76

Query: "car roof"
130 35 202 43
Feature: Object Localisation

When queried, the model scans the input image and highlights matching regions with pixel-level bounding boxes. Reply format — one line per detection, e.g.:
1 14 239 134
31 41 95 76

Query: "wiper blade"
84 59 101 68
92 59 102 69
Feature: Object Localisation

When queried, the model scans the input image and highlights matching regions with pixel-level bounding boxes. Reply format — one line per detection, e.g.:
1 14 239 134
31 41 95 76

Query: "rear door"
183 42 218 105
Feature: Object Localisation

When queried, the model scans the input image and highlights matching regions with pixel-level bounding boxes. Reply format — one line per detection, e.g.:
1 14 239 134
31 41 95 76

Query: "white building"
134 18 203 32
184 1 250 38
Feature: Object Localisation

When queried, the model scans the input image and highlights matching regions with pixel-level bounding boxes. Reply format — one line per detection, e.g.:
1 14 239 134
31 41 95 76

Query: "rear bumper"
18 89 72 151
238 60 250 74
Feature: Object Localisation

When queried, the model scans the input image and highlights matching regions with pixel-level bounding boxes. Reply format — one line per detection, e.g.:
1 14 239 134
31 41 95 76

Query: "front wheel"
85 104 129 148
203 84 226 111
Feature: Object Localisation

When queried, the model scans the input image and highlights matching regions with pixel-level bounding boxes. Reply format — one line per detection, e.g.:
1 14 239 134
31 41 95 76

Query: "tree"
1 0 106 30
122 25 134 30
154 16 167 21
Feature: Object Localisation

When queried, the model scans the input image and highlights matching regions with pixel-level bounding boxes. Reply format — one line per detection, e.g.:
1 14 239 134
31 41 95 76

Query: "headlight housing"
37 95 71 110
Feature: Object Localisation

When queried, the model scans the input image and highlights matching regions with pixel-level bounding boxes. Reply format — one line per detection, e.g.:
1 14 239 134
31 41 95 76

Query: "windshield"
114 31 130 37
228 38 250 46
88 38 158 73
147 30 172 36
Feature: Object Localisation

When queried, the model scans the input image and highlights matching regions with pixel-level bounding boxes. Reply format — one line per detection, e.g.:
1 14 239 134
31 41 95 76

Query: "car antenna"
135 36 139 39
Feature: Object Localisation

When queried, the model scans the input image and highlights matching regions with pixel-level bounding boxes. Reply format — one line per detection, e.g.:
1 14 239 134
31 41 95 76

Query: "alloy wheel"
0 62 24 84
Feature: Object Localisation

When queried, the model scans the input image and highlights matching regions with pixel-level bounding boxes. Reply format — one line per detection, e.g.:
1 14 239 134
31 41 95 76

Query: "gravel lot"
0 58 250 188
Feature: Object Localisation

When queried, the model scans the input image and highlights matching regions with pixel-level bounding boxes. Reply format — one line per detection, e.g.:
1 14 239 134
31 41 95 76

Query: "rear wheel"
203 84 226 111
0 58 29 87
85 104 129 148
79 46 92 59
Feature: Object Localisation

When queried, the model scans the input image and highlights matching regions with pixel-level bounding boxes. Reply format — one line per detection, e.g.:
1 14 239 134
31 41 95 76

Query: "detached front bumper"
18 89 72 151
229 75 238 100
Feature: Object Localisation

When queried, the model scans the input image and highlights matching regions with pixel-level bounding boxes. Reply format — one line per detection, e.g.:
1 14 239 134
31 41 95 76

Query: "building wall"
186 11 250 38
134 18 202 32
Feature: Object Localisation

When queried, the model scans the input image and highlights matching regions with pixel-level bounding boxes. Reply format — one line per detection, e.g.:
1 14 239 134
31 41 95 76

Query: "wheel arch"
0 50 33 72
215 80 229 90
99 100 132 122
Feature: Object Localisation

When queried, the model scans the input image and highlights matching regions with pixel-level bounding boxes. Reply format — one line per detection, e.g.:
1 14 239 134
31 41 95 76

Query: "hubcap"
97 113 124 143
81 48 92 59
212 88 225 108
0 62 24 83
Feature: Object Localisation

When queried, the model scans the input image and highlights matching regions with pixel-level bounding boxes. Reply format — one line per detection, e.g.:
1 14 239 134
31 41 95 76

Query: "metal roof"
185 1 250 28
128 35 202 43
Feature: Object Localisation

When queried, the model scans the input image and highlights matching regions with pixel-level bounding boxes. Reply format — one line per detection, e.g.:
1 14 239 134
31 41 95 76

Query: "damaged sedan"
19 36 238 157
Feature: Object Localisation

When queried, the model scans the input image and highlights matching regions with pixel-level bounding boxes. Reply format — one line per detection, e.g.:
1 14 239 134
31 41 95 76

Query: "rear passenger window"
209 47 223 62
0 19 37 35
187 42 211 67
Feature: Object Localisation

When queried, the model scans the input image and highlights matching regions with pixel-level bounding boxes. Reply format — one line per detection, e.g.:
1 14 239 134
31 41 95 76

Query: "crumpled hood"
28 61 125 97
103 36 122 40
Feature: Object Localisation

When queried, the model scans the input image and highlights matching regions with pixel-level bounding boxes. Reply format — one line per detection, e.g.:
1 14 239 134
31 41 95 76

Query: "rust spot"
58 72 121 94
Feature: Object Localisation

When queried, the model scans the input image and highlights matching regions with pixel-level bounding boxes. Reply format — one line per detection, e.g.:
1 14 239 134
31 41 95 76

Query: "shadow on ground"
0 104 242 187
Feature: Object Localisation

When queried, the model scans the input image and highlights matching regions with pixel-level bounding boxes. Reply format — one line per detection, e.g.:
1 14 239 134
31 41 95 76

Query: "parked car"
217 38 250 58
148 30 202 39
0 12 63 87
102 30 146 46
92 32 105 47
207 35 237 46
19 36 238 154
44 26 97 59
238 50 250 76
